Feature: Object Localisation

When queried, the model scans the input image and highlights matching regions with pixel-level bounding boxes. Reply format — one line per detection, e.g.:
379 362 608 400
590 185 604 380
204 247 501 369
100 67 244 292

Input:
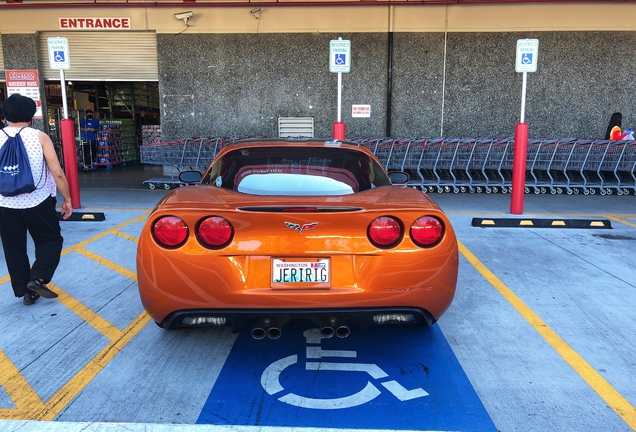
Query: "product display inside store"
45 81 160 169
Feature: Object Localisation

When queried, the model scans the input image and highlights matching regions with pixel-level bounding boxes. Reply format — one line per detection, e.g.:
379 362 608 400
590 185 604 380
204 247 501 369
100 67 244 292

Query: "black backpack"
0 127 37 197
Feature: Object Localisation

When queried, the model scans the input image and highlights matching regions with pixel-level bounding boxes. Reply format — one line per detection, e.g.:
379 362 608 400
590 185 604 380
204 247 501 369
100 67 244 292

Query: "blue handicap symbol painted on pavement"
54 51 65 63
522 53 533 64
198 321 496 430
335 54 346 65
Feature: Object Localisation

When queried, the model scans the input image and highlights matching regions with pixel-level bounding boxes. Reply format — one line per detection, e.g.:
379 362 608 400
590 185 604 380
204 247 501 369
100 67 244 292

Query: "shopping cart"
581 140 610 195
546 138 577 194
562 139 594 194
598 141 627 195
140 137 222 190
466 138 495 193
615 140 636 195
529 139 559 194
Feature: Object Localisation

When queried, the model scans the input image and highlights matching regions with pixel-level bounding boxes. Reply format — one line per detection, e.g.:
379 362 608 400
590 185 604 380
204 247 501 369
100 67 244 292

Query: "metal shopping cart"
562 139 594 195
140 137 222 190
615 140 636 195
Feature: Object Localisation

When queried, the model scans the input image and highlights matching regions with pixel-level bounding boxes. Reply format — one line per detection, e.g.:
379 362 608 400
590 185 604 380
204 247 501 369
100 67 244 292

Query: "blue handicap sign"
522 53 533 65
335 54 347 65
198 321 496 430
54 51 65 63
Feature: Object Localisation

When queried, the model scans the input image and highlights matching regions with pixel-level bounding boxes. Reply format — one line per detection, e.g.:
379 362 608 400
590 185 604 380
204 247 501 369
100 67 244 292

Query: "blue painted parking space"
198 321 496 431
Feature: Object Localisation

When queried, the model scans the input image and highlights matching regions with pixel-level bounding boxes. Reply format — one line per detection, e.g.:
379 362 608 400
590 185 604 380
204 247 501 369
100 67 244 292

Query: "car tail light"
410 216 444 247
368 216 403 248
152 216 188 248
197 216 233 249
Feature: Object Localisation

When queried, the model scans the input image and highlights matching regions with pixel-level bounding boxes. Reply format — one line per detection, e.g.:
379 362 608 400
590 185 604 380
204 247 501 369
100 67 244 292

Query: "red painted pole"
60 118 81 209
333 121 346 140
510 122 528 215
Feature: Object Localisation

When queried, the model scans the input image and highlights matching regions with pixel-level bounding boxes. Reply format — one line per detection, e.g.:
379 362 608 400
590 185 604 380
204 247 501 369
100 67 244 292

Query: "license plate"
271 258 330 288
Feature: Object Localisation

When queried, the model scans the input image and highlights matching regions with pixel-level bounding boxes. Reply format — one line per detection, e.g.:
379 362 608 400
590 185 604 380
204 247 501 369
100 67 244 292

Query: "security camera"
174 11 193 21
251 7 261 14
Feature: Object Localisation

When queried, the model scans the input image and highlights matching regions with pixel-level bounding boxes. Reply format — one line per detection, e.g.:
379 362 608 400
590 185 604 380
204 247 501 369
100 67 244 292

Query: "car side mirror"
179 170 203 184
388 171 409 185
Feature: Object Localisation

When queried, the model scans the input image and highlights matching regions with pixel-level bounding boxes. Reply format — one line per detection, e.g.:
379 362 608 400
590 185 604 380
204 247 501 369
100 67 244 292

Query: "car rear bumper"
159 306 436 332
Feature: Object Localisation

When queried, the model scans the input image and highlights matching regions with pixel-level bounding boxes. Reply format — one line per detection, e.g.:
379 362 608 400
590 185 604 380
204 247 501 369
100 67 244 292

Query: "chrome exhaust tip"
335 324 350 338
251 327 266 340
267 326 282 340
252 318 281 340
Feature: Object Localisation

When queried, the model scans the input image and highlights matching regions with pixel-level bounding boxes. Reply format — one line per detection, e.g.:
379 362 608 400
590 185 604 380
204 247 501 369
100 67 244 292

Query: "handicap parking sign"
515 39 539 73
54 51 65 63
47 37 70 70
198 321 496 430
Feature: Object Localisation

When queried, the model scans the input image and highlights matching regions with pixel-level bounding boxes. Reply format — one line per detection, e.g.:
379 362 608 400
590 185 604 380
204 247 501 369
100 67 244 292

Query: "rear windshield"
201 146 390 196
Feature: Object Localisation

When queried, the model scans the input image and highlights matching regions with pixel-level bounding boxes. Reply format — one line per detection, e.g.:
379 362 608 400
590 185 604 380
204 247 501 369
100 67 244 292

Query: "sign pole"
330 37 350 141
334 71 345 140
49 36 81 208
510 39 538 215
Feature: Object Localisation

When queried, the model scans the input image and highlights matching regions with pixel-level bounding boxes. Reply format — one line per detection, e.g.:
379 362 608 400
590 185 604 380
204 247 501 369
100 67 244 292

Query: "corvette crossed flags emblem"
284 222 319 234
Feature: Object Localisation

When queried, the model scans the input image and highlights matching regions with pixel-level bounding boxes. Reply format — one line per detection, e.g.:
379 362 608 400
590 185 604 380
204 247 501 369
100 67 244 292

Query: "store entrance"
45 81 160 170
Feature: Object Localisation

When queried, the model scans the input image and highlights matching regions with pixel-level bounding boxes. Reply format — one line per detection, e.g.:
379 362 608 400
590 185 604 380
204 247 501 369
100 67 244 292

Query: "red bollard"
333 122 346 141
510 122 528 215
60 118 81 209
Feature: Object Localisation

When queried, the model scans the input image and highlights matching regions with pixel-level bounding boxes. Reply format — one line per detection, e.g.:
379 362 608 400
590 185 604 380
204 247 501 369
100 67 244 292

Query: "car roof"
222 138 363 149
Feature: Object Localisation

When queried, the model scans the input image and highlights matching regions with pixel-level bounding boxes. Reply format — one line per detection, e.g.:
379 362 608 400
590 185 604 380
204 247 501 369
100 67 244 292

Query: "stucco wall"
157 33 388 140
157 31 636 141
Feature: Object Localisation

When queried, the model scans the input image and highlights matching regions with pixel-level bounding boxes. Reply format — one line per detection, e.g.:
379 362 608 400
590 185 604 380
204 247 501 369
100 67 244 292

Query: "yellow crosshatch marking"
0 212 150 421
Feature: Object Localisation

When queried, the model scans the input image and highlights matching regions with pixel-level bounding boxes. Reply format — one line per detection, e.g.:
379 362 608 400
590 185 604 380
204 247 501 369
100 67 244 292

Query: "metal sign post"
510 39 539 215
330 37 351 140
48 36 81 209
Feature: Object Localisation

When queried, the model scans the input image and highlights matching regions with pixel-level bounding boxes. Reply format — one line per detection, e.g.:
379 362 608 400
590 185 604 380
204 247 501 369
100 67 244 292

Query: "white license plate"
271 258 330 288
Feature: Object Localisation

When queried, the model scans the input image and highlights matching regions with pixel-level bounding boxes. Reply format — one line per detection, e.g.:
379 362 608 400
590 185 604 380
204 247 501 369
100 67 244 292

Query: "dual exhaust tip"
250 317 350 340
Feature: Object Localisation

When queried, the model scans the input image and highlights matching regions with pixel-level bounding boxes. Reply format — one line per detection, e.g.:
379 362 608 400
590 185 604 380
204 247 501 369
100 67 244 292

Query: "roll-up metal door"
39 31 157 81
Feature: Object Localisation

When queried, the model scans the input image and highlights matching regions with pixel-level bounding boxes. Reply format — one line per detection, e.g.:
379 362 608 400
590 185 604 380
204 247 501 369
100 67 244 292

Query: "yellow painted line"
50 282 123 342
481 220 495 225
458 241 636 428
115 231 140 243
75 247 137 281
61 213 149 257
5 312 152 421
519 220 534 226
605 215 636 229
0 349 44 414
551 220 566 226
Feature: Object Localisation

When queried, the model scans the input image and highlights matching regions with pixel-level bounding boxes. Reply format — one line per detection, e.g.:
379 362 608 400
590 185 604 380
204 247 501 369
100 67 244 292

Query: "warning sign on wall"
352 105 371 118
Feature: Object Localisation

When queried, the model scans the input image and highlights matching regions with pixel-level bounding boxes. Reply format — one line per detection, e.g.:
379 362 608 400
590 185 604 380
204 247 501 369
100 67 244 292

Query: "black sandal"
27 279 58 299
23 290 40 305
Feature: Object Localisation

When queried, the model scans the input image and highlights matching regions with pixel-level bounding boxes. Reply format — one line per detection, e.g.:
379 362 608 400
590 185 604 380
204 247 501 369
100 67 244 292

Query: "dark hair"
605 112 622 140
1 94 37 123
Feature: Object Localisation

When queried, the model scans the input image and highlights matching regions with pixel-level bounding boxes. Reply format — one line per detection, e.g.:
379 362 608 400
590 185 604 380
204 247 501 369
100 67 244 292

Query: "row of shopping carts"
139 136 256 189
349 137 636 195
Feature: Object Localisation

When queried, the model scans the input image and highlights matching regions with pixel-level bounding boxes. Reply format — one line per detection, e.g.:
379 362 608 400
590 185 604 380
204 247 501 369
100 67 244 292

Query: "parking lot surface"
1 185 635 432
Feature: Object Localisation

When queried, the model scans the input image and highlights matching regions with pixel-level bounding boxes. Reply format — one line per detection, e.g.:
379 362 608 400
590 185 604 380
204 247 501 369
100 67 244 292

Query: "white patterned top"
0 126 57 209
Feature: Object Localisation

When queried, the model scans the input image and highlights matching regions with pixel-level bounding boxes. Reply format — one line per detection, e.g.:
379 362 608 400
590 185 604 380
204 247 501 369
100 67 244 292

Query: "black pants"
82 140 97 167
0 196 63 297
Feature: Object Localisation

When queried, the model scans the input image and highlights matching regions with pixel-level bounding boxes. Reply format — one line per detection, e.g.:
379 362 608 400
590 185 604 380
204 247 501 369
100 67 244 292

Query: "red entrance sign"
59 17 131 30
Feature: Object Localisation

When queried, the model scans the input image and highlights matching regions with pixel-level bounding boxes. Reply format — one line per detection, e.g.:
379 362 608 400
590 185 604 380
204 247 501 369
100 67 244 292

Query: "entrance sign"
5 70 42 119
47 37 70 70
515 39 539 73
330 39 351 73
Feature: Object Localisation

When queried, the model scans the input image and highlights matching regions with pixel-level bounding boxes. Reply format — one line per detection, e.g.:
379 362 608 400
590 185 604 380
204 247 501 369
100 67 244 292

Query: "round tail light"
410 216 444 247
368 216 403 248
152 216 188 248
197 216 233 249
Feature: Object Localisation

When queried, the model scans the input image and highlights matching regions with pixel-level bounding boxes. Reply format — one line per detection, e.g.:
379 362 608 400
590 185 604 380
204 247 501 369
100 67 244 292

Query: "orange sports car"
136 139 458 338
